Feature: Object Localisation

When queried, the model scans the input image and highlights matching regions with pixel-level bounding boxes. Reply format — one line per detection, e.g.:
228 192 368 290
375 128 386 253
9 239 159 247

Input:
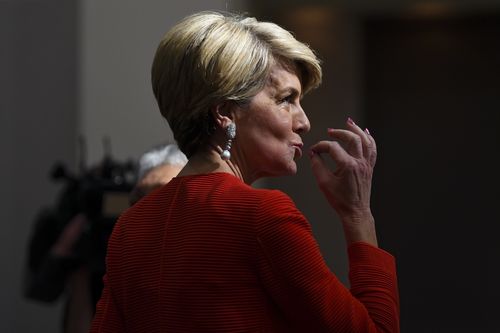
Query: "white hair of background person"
137 144 187 181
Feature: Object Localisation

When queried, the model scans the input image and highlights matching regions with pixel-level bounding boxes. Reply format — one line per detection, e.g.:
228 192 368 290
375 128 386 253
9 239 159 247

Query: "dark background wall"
364 14 500 331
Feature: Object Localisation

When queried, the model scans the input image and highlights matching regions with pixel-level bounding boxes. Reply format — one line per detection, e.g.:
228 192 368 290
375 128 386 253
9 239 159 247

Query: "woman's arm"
256 191 399 333
90 274 125 333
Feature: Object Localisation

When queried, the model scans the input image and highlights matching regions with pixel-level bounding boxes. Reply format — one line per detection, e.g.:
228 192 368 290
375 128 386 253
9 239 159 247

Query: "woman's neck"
177 146 245 183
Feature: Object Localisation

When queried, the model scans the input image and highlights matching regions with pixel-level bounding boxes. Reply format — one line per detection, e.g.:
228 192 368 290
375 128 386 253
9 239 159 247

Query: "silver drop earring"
220 123 236 161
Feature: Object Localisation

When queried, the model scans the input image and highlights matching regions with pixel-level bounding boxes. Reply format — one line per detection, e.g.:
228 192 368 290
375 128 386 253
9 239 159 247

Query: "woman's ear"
211 101 235 128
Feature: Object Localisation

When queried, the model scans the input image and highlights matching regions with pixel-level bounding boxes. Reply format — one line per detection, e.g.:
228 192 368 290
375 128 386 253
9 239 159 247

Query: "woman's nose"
293 105 311 134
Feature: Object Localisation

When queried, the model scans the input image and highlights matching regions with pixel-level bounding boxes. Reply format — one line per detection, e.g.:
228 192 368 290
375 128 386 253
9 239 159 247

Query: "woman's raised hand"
309 118 378 246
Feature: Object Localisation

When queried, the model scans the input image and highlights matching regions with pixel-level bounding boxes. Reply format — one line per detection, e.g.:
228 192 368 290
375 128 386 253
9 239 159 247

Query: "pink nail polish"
347 117 355 125
327 128 334 132
365 128 371 135
308 149 315 158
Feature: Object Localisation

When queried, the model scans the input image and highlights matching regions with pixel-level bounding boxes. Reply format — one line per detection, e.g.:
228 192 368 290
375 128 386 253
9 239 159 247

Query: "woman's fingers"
326 118 377 165
309 149 332 186
365 128 377 166
326 128 363 158
329 118 371 158
309 142 349 196
347 117 371 157
346 117 370 144
310 140 351 168
310 119 377 177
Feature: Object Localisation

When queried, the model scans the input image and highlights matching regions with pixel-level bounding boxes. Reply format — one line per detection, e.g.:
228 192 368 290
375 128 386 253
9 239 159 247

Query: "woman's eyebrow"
278 86 300 96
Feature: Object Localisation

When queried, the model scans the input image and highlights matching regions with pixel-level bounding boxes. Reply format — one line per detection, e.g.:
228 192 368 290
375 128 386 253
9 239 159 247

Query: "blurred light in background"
409 1 453 18
281 5 337 52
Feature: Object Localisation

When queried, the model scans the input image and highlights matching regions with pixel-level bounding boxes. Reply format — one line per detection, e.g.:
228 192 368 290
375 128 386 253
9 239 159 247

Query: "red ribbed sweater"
91 173 399 332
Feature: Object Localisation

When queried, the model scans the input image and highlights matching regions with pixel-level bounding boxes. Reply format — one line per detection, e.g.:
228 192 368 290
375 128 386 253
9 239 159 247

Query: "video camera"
46 141 136 276
25 139 137 305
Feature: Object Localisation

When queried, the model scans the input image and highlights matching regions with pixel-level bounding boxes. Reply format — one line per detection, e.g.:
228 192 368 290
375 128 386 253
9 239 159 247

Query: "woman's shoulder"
122 172 304 224
218 174 299 207
252 188 312 241
217 178 310 237
171 172 285 198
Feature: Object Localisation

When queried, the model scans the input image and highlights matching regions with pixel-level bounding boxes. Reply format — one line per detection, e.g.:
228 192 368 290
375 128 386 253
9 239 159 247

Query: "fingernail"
347 117 355 125
327 128 334 132
308 149 315 158
365 128 371 135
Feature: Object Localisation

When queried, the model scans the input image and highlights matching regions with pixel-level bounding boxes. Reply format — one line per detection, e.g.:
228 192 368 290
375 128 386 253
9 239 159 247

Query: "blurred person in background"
91 11 400 332
129 144 187 205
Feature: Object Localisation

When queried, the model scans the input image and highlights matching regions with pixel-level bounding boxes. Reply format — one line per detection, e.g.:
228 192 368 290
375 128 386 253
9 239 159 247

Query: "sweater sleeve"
255 190 399 333
90 220 126 333
90 274 125 333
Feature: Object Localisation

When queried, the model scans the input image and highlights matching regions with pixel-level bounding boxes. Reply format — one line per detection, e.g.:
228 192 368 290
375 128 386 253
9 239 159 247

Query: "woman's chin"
280 161 298 177
253 159 298 180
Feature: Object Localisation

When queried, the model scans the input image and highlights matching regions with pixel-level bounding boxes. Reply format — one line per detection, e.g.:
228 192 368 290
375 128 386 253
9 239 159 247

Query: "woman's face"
232 63 310 182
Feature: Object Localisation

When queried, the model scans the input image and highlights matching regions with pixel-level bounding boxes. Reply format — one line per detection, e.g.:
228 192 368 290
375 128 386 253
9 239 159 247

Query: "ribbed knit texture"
91 173 399 332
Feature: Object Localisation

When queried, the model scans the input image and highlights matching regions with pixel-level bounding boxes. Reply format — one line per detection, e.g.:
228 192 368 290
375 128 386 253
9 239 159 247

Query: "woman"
91 11 399 332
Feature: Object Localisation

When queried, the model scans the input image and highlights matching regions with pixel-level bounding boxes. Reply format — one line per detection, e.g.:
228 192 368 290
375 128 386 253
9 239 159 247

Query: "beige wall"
79 0 247 165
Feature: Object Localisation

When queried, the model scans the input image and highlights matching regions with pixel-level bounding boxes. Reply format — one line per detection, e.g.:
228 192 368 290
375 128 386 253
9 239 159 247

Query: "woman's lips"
292 143 303 159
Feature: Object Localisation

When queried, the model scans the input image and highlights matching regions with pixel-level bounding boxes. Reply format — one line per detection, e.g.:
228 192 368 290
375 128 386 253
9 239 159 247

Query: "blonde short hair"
152 11 322 157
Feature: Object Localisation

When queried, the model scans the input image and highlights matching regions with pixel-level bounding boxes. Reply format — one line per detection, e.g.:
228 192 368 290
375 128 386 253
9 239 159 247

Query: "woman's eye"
280 95 293 105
